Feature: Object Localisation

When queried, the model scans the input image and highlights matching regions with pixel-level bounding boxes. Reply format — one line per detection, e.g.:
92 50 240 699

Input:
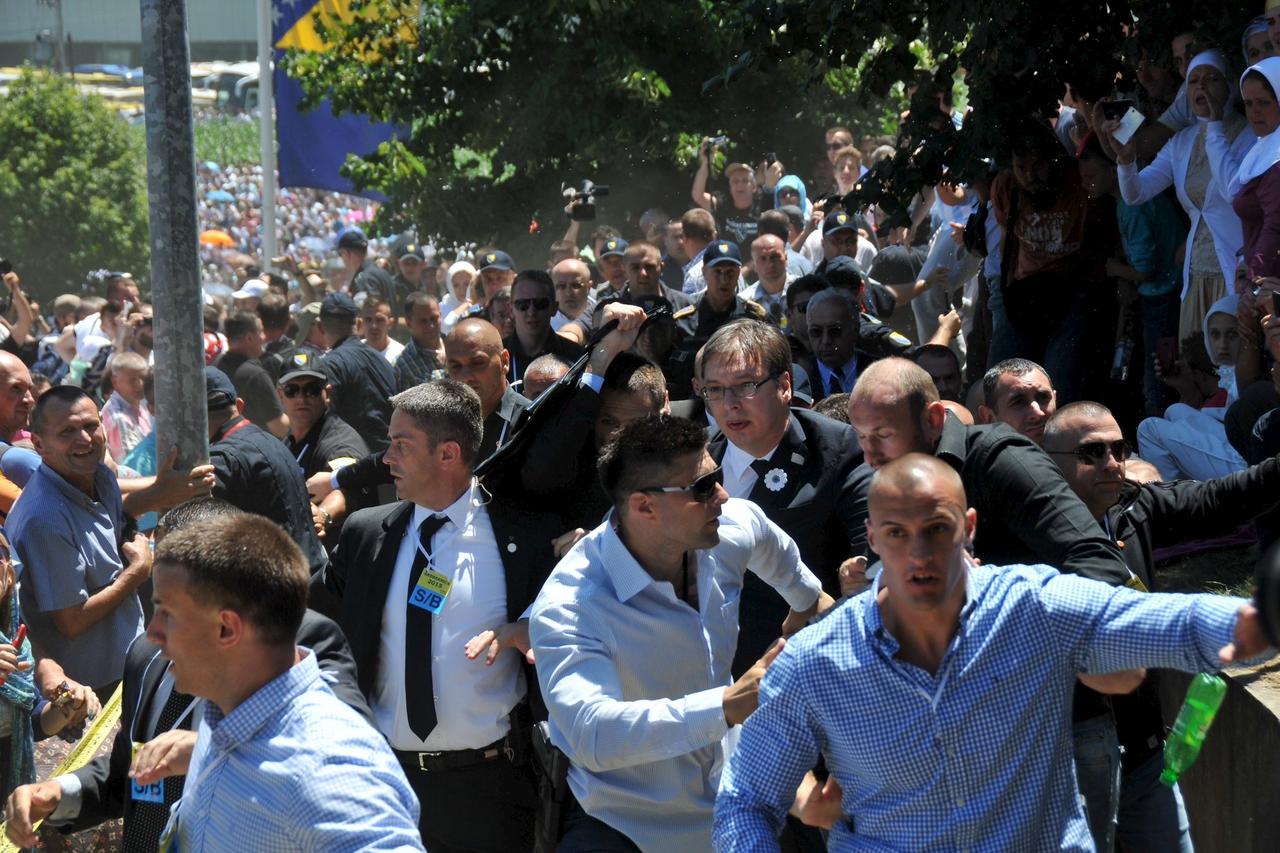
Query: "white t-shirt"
73 313 112 363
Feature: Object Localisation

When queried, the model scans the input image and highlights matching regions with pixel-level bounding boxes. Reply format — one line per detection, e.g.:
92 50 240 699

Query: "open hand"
464 621 534 665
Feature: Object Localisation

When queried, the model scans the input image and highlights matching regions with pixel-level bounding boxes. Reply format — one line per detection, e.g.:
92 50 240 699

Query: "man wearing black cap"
316 293 396 451
594 237 629 299
476 250 516 307
205 367 327 575
504 270 584 384
337 228 397 309
392 240 434 304
277 363 370 484
668 241 766 400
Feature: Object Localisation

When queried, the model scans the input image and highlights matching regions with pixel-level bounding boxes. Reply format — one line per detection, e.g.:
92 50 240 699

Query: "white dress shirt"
529 498 823 852
373 480 522 751
721 438 782 499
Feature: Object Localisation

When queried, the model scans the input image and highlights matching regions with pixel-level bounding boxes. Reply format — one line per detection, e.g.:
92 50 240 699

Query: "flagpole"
256 0 278 270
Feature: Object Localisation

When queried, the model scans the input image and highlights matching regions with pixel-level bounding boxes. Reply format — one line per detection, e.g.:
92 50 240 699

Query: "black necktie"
405 514 449 740
125 682 195 852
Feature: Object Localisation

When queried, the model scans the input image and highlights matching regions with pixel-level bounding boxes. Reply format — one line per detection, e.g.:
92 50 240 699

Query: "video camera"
562 180 610 222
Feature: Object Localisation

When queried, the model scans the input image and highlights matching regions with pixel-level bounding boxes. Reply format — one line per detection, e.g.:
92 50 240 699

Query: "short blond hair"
109 351 148 376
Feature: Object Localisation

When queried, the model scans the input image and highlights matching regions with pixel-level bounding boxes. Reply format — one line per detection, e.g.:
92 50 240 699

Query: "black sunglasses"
1047 440 1131 466
513 297 552 312
638 466 724 502
281 383 324 399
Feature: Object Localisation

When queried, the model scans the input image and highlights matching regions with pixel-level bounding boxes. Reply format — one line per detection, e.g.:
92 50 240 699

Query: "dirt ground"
1155 544 1280 699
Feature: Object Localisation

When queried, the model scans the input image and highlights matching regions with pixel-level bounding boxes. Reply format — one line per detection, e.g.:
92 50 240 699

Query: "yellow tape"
0 683 123 853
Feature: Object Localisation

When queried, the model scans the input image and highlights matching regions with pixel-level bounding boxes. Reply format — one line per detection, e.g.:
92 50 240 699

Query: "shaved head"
850 357 939 413
448 317 504 357
552 258 591 281
0 350 35 439
869 453 966 515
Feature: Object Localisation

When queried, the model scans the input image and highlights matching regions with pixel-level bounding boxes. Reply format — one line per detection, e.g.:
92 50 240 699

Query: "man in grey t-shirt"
7 386 149 698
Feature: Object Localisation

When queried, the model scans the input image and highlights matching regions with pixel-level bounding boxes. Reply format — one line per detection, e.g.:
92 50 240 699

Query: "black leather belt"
394 736 514 773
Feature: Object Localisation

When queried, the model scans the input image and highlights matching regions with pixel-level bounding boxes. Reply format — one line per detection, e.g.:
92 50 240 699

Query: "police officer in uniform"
204 367 328 575
817 255 915 360
316 293 397 451
667 241 767 399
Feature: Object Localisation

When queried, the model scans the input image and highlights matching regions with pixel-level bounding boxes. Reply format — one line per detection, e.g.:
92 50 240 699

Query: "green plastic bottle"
1160 673 1228 786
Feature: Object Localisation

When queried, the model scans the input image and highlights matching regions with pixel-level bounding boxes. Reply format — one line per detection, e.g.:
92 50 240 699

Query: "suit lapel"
349 502 413 696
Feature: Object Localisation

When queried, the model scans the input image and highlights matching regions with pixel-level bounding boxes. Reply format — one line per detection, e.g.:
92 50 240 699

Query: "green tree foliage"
0 68 150 299
283 0 908 252
719 0 1259 214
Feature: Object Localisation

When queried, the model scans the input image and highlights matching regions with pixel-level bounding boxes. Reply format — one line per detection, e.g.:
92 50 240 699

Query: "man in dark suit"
321 379 556 853
4 497 367 853
693 320 864 679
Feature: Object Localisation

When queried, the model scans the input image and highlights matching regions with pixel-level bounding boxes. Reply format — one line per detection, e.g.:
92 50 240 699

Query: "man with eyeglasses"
550 258 597 334
1042 400 1280 851
530 414 834 852
695 319 862 675
503 270 584 384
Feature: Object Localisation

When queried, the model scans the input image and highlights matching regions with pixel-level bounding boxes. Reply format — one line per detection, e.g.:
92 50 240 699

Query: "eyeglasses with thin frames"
637 466 724 502
1046 440 1131 466
699 373 781 402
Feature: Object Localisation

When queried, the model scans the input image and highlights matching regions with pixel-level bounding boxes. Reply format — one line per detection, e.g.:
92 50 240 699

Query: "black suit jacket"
64 610 366 850
321 494 556 720
709 408 864 676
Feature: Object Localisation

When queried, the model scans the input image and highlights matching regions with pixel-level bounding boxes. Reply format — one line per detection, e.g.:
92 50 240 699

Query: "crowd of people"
2 7 1280 853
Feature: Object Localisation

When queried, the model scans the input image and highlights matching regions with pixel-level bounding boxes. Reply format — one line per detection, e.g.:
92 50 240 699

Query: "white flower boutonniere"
763 468 787 492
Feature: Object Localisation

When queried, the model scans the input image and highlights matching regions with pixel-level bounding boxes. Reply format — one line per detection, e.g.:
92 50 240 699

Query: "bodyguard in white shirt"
530 414 835 852
322 379 557 852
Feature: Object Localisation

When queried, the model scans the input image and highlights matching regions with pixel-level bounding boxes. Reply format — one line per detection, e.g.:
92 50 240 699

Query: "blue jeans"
1139 290 1180 418
1116 749 1194 853
1074 714 1121 853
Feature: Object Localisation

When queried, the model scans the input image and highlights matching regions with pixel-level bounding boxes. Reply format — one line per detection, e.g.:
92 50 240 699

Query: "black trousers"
400 754 538 853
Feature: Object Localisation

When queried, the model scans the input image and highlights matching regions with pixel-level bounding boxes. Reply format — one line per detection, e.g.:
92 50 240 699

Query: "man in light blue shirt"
151 513 422 852
9 386 148 695
530 414 834 852
714 453 1273 852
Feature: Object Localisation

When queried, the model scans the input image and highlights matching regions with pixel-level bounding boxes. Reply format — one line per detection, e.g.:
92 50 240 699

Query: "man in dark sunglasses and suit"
503 270 584 384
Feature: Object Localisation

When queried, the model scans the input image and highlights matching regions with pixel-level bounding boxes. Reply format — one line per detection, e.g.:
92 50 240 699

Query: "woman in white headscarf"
1217 56 1280 281
1137 293 1246 481
1114 49 1253 340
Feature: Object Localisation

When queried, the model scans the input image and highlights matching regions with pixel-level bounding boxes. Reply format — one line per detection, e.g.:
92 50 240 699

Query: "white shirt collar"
722 437 781 490
411 478 480 533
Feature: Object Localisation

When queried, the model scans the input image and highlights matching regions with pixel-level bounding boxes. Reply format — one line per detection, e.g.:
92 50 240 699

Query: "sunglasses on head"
1049 439 1131 466
281 382 324 399
513 297 552 312
638 466 724 502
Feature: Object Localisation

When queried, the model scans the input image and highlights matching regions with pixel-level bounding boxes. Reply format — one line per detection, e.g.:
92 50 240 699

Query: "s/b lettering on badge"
131 778 164 804
408 567 452 615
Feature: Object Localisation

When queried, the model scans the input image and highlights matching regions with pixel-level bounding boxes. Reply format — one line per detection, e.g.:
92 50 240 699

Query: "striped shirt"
163 650 423 852
394 338 446 392
714 564 1244 852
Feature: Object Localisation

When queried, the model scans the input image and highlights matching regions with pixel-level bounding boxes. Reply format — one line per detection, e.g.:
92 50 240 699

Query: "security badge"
130 742 164 803
409 566 453 615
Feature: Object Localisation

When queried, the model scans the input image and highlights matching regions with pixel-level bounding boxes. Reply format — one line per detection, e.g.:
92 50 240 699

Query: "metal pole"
52 0 65 73
140 0 208 470
256 0 278 270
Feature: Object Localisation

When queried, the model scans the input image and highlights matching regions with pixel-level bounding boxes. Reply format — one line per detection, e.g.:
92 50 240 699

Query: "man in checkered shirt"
714 453 1273 852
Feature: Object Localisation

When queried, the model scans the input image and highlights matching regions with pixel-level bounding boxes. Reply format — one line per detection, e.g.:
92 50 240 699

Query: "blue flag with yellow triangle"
272 0 398 197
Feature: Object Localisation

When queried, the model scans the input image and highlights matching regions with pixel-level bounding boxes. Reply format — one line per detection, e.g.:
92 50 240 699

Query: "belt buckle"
416 751 443 772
